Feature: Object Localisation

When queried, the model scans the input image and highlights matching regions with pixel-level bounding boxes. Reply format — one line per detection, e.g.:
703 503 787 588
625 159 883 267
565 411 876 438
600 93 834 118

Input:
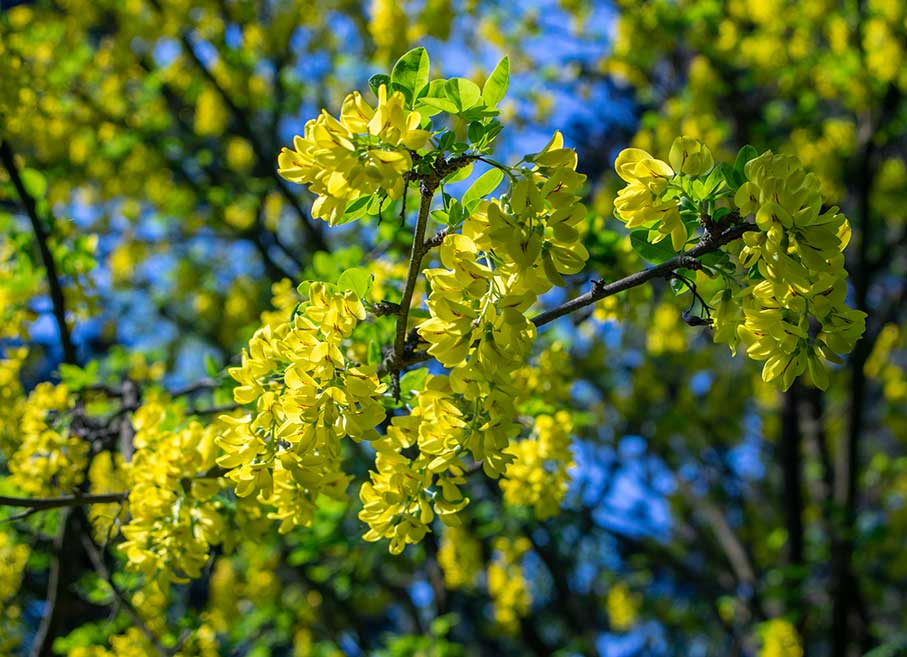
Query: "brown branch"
80 534 169 657
169 378 219 397
0 492 129 511
169 23 329 253
393 183 436 363
674 480 765 621
0 140 77 364
377 223 757 378
0 463 229 512
189 403 241 416
531 222 758 327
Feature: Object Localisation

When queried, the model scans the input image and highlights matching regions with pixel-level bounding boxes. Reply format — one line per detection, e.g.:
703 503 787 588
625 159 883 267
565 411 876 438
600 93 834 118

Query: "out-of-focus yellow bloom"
758 619 803 657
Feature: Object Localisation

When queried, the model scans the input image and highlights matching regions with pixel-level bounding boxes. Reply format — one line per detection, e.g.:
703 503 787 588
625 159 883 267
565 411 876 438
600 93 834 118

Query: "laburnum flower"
216 282 386 533
487 537 533 634
734 151 851 281
277 85 430 225
356 375 476 554
464 131 590 290
613 145 688 250
758 619 804 657
722 150 865 390
87 451 128 542
501 411 574 519
739 277 865 390
0 530 29 602
8 383 88 497
358 416 469 555
437 525 483 589
669 136 714 176
120 403 224 584
412 375 468 473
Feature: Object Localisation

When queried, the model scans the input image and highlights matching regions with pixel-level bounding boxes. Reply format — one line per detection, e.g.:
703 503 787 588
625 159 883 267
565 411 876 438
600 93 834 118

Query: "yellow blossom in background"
605 582 640 632
758 619 803 657
438 525 483 589
488 537 532 633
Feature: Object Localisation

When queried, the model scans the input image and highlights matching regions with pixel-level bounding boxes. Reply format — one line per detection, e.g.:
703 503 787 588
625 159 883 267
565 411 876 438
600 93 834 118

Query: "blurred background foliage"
1 0 906 656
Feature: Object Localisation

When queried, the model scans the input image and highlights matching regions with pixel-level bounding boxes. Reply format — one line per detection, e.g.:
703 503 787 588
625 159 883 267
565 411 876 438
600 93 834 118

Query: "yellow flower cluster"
0 347 27 457
466 132 590 287
728 152 865 389
757 618 803 657
120 397 224 583
369 0 408 62
487 537 532 634
0 529 28 601
0 529 29 654
416 232 534 480
865 324 907 402
0 528 28 604
8 382 88 497
646 302 689 356
605 582 641 632
500 411 574 519
437 524 483 589
614 137 713 250
511 341 573 408
217 283 386 533
359 376 470 554
87 451 128 542
67 628 158 657
278 85 430 225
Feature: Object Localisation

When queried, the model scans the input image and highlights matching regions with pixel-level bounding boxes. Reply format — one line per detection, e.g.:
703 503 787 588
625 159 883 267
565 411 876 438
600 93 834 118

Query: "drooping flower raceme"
217 283 386 533
277 85 430 225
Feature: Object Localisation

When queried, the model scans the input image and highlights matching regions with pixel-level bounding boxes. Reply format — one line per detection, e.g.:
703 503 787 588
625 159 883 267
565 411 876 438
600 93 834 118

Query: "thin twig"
0 461 228 512
530 223 757 327
0 140 77 365
80 534 169 657
390 182 438 373
378 223 757 377
0 493 129 511
169 22 328 253
189 403 242 416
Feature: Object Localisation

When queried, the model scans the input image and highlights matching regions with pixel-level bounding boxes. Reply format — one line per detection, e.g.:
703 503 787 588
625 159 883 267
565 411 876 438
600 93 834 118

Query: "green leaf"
21 168 47 199
462 168 504 210
713 207 732 223
445 77 482 112
417 96 459 114
447 198 464 225
443 160 473 183
400 368 429 397
467 121 484 144
342 195 374 222
204 354 220 377
368 73 390 98
719 163 743 190
390 47 430 104
337 267 373 298
367 340 382 366
482 56 510 106
700 166 724 197
430 209 451 225
630 229 677 264
58 361 99 390
734 145 759 177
